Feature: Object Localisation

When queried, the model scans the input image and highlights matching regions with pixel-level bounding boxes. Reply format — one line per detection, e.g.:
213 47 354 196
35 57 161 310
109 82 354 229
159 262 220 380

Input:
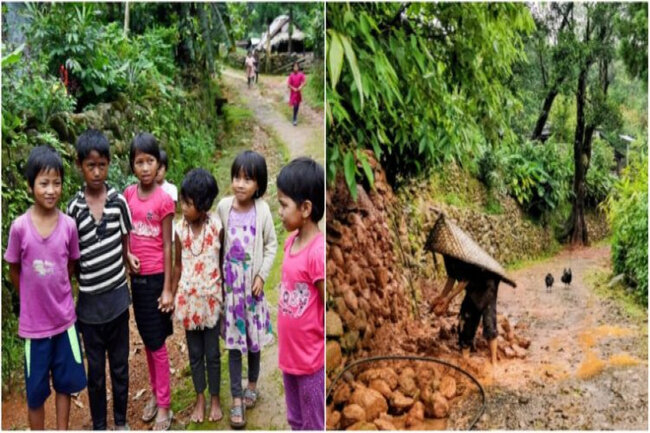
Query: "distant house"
255 15 305 53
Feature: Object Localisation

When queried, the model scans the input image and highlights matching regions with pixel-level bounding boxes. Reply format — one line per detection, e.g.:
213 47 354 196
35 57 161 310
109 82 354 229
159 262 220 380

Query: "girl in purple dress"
216 151 277 428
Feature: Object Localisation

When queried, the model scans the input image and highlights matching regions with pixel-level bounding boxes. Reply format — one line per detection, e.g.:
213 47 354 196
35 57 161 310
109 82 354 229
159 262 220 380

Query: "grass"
484 195 504 215
585 269 648 357
586 270 648 322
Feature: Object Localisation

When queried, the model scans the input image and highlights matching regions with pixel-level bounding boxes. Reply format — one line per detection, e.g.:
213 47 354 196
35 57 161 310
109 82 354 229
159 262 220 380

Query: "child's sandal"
229 403 246 429
141 397 158 423
243 388 259 409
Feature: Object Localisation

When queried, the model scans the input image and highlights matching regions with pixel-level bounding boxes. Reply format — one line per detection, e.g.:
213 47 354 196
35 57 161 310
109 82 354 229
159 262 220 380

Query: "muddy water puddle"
576 325 642 379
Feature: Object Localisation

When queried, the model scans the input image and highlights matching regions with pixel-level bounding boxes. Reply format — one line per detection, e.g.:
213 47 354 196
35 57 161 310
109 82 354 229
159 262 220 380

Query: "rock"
346 421 377 430
439 375 457 399
398 369 418 396
517 337 531 349
326 341 342 373
341 330 360 351
375 267 390 288
368 379 392 399
512 343 527 358
342 404 367 427
333 383 352 406
327 409 341 430
358 368 398 390
405 401 425 427
344 288 359 311
373 418 396 430
391 391 414 411
431 392 449 418
350 386 388 421
331 245 344 266
503 346 516 358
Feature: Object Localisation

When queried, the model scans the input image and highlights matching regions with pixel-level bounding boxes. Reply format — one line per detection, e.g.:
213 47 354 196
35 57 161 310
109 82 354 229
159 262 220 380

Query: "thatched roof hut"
255 15 305 53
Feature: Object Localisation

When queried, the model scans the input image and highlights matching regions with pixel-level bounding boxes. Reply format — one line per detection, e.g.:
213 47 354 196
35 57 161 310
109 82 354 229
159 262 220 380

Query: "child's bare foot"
209 396 223 422
190 394 205 423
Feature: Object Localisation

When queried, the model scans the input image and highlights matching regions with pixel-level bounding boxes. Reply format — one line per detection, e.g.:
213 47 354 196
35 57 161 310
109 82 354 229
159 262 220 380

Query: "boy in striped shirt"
67 130 138 430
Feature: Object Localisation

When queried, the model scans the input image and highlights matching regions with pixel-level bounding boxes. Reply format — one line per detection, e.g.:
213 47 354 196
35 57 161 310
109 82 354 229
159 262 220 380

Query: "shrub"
585 138 617 207
604 154 648 304
501 139 572 218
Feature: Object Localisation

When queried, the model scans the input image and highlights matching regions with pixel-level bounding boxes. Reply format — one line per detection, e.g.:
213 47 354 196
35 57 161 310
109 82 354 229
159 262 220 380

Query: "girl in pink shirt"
287 62 306 126
123 133 175 430
276 157 325 430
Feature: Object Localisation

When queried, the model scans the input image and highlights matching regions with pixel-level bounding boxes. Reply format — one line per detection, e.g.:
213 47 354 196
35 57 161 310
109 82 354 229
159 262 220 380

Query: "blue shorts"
24 324 87 409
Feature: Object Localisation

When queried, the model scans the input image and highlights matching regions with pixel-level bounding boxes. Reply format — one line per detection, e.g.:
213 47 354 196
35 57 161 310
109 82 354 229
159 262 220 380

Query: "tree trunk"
568 67 589 245
199 4 214 75
123 1 129 37
177 2 194 67
531 87 558 141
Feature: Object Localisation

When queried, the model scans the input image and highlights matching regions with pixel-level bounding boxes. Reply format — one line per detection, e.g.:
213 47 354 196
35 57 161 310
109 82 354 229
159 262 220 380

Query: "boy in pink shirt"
4 146 87 429
276 157 325 430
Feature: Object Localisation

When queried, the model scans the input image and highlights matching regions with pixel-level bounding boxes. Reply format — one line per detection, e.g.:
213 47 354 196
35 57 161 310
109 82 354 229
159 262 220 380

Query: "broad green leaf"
328 30 343 89
339 33 364 109
358 150 375 189
343 151 358 200
2 44 25 67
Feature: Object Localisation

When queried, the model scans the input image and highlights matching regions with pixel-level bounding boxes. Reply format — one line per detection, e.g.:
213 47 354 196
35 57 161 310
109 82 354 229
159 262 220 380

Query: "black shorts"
458 292 498 349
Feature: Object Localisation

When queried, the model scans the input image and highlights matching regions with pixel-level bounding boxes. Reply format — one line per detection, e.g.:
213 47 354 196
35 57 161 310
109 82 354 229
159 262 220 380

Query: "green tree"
327 3 534 193
567 3 623 245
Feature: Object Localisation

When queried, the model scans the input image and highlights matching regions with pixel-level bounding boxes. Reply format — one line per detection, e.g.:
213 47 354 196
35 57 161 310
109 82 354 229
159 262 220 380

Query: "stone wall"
395 164 610 283
45 92 136 158
326 151 410 383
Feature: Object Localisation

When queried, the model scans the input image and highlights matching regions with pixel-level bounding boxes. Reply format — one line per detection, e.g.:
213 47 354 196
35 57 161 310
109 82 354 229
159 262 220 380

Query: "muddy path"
221 67 324 163
457 245 648 430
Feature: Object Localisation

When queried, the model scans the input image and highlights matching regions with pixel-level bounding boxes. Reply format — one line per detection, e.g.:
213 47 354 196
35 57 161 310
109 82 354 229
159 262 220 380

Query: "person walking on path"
245 52 256 89
287 62 306 126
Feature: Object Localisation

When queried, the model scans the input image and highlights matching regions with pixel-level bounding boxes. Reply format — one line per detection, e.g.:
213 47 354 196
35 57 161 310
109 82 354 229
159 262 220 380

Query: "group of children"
5 130 325 431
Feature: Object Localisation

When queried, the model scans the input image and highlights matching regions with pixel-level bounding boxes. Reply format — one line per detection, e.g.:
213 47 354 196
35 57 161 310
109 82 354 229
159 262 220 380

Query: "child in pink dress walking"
287 62 306 126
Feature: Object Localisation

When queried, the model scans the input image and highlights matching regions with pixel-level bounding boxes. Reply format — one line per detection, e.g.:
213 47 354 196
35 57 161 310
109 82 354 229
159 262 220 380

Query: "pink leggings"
145 344 171 409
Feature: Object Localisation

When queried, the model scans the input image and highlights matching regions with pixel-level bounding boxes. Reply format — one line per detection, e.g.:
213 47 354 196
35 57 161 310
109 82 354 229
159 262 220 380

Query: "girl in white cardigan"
216 151 277 428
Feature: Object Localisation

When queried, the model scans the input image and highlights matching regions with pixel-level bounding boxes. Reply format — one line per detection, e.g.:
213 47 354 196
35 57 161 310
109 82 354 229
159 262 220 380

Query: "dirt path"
461 246 648 429
221 67 324 163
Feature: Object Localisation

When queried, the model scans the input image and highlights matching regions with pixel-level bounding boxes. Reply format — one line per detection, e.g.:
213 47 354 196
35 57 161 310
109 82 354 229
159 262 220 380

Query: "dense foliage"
326 3 535 193
605 153 648 304
0 2 229 387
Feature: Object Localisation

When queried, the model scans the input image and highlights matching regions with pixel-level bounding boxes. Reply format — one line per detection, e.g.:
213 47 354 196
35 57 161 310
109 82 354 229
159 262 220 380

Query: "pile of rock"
327 363 465 430
326 151 410 382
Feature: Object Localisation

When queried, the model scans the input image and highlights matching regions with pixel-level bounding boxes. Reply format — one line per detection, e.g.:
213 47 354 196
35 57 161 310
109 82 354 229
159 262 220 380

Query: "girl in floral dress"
171 169 223 424
216 151 277 428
